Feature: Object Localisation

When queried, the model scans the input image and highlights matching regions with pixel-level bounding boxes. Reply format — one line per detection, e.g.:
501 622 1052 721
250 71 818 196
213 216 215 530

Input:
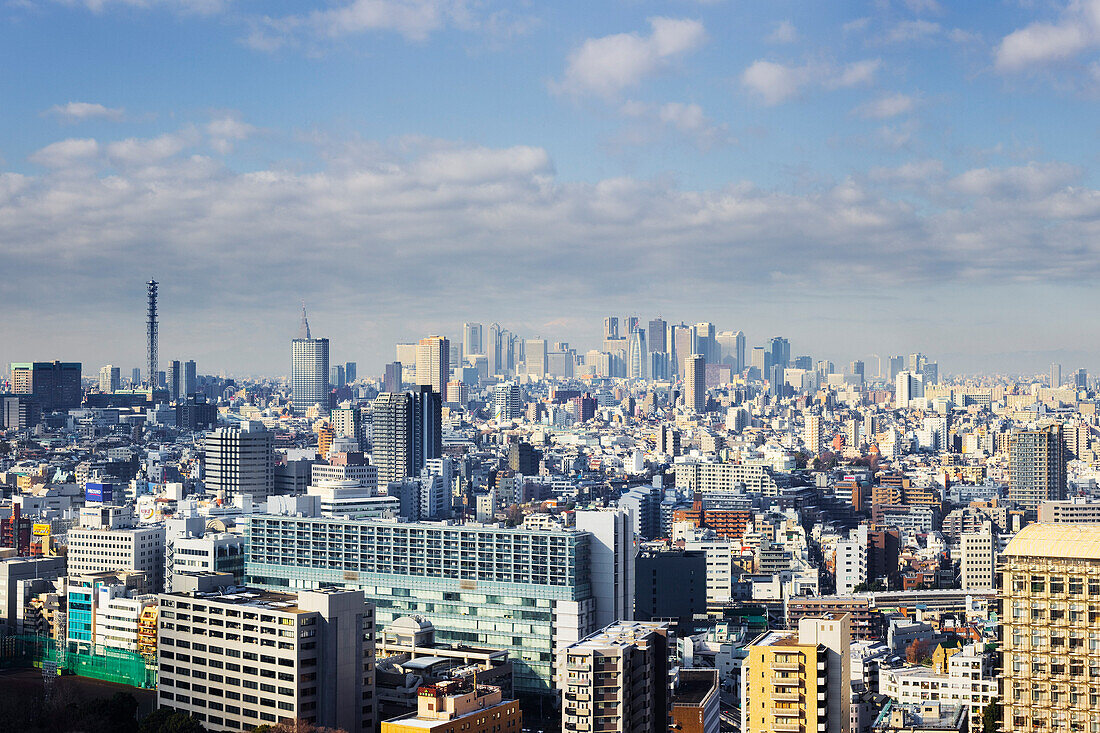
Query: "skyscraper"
525 338 547 377
648 317 667 353
488 323 503 375
411 385 442 474
416 336 449 394
383 362 402 393
494 382 522 420
627 329 647 380
99 365 120 393
1008 423 1067 509
463 322 483 356
603 316 619 340
1000 524 1100 733
1051 362 1062 388
372 392 412 490
671 324 692 376
344 361 357 383
733 330 746 373
768 336 790 369
167 360 181 400
804 413 823 456
692 322 716 364
685 354 705 413
291 306 330 414
182 360 197 396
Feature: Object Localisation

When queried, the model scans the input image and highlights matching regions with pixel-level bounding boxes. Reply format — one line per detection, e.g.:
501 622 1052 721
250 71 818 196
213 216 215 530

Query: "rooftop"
673 670 717 706
1003 523 1100 561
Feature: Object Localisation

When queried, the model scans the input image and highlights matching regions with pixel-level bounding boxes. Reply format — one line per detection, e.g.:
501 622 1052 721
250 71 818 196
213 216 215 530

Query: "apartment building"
1000 523 1100 733
245 515 605 698
157 577 376 733
742 615 851 733
560 621 672 733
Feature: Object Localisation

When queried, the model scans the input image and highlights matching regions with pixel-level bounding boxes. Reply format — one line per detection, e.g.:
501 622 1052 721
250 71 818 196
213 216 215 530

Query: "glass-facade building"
245 516 597 697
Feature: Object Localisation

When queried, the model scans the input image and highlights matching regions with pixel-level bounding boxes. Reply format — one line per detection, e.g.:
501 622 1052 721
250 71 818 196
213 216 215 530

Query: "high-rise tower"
291 305 330 415
415 336 449 394
146 280 158 390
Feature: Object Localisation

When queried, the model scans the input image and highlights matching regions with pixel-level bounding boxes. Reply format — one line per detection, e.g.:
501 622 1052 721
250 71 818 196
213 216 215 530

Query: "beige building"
742 615 851 733
560 621 671 733
685 354 706 413
1008 423 1066 509
1038 498 1100 524
157 577 376 733
416 336 450 395
805 414 823 456
381 680 520 733
1000 523 1100 733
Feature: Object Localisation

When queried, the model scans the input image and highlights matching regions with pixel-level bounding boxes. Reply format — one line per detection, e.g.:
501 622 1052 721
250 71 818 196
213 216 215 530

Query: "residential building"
245 516 601 697
670 668 720 733
1008 423 1067 509
685 354 706 412
1000 523 1100 733
575 509 634 631
742 615 851 733
560 621 672 733
959 522 997 591
805 413 824 456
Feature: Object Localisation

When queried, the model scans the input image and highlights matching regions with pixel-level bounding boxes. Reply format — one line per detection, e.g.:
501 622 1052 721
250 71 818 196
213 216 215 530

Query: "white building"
311 462 377 487
68 522 166 592
836 525 869 594
959 522 997 590
204 421 275 500
575 509 635 630
158 579 376 733
94 588 156 652
879 644 996 733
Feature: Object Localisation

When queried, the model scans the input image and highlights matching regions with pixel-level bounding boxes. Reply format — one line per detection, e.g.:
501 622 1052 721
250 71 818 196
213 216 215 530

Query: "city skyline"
3 3 1100 374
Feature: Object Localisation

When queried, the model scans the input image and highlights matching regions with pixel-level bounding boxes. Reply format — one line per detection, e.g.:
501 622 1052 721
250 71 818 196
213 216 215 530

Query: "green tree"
139 708 208 733
982 702 1002 733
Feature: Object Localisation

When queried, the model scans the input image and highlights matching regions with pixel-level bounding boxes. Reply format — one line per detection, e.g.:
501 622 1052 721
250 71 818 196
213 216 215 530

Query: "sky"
3 0 1100 378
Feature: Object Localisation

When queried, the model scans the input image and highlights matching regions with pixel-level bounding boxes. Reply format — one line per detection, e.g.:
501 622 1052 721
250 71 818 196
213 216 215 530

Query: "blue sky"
3 0 1100 376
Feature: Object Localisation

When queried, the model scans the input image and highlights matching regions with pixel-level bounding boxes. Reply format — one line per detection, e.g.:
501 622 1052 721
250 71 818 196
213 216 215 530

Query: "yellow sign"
32 523 51 536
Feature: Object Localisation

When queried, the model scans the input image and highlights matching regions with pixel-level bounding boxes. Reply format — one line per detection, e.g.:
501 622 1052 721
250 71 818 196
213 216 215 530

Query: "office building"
182 360 197 396
344 361 357 383
1051 362 1062 388
462 322 484 358
384 362 402 393
960 522 997 591
246 516 602 697
291 307 330 414
67 571 151 651
648 318 667 353
560 621 671 733
204 422 275 501
132 367 142 386
670 669 719 733
1038 499 1100 523
2 394 41 430
167 360 181 400
1000 523 1100 733
0 555 66 634
99 364 121 393
525 338 547 377
68 522 166 593
331 364 346 387
895 370 923 408
743 615 851 733
157 581 376 733
634 550 706 625
411 385 442 473
168 533 247 587
603 316 619 340
693 323 716 364
627 329 647 380
685 354 705 413
1008 423 1067 509
10 360 82 411
382 680 520 733
416 336 450 394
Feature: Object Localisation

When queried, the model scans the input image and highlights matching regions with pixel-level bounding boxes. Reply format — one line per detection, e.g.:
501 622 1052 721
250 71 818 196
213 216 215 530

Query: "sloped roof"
1003 523 1100 561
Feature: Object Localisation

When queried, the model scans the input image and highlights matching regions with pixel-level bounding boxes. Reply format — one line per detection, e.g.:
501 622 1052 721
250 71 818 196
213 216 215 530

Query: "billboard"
32 523 51 536
85 483 113 502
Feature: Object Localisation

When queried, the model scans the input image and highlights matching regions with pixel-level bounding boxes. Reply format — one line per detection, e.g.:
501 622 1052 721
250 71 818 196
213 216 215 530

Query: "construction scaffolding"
0 635 156 689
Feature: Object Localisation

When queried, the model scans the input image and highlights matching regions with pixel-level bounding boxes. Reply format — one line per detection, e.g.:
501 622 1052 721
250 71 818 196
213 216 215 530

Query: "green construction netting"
0 635 156 689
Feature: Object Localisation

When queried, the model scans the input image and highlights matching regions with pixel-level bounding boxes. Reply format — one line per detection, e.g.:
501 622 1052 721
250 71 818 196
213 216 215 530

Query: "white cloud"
657 102 732 148
555 17 706 98
950 162 1081 198
206 116 257 154
29 138 100 168
742 58 879 105
856 93 917 119
996 0 1100 72
767 20 797 44
106 131 196 165
46 102 125 122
